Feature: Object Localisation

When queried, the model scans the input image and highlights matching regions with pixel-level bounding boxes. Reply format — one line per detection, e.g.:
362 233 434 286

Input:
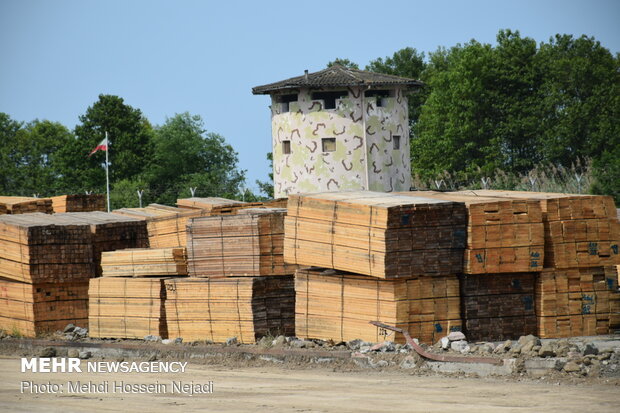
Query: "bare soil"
1 356 619 412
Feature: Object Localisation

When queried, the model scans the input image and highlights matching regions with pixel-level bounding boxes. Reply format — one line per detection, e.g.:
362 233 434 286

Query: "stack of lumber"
101 248 187 278
535 266 620 337
45 212 149 277
295 268 461 344
176 197 256 214
460 273 536 341
0 214 94 336
50 194 105 213
399 191 544 273
458 190 620 268
165 276 295 343
0 279 88 337
187 208 296 277
113 204 209 248
89 277 168 339
0 214 94 284
0 196 53 215
284 192 467 278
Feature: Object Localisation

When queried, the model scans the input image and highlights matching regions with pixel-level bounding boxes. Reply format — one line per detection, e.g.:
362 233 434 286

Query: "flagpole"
105 131 110 212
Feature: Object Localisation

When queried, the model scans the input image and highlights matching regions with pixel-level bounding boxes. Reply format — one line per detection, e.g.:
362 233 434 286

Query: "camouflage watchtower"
252 65 423 198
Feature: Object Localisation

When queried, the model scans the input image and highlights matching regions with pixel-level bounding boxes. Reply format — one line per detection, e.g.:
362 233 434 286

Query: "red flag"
88 138 108 156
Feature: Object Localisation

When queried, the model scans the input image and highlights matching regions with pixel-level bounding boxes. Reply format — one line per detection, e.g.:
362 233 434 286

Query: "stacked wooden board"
0 214 94 284
535 266 620 338
165 277 295 343
101 248 187 278
295 268 461 344
187 208 296 277
285 191 467 278
44 212 149 278
50 194 105 213
399 191 544 273
113 204 209 248
460 273 536 341
177 197 254 213
458 190 620 268
0 196 53 214
89 277 168 339
0 279 89 337
0 214 94 336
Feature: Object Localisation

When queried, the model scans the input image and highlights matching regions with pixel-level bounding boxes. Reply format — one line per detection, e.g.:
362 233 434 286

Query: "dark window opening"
311 91 348 109
322 137 336 152
274 93 298 113
365 89 390 107
282 140 291 154
393 135 401 150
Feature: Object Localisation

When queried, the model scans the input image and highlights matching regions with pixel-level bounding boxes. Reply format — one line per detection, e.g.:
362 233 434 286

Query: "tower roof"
252 65 423 95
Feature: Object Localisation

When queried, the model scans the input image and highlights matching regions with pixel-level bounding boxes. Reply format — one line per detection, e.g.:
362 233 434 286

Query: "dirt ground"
0 357 619 412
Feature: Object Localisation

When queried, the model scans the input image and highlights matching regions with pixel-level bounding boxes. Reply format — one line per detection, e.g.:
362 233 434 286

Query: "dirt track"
0 357 619 412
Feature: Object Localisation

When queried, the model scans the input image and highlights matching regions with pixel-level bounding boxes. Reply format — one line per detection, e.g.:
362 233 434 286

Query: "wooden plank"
0 277 88 337
285 192 467 279
295 268 461 344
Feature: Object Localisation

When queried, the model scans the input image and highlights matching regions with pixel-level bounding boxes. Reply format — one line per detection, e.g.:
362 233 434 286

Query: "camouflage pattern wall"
270 87 411 198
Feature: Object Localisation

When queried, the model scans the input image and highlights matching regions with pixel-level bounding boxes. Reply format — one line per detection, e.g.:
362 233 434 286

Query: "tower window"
365 89 391 107
282 140 291 154
322 138 336 152
274 93 298 113
311 91 348 110
393 135 401 150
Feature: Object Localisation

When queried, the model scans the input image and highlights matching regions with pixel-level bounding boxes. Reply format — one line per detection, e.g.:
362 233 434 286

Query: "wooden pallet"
399 191 545 274
164 276 295 343
535 266 620 337
0 277 88 337
101 248 187 277
295 268 461 344
460 272 536 341
89 277 169 339
187 208 296 277
50 194 106 213
0 196 53 215
285 192 467 279
457 190 620 268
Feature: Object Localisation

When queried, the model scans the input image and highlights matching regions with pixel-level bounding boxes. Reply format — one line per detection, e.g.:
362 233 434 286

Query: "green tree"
367 47 428 125
56 94 154 194
326 58 359 69
256 152 274 198
0 113 22 194
15 120 75 196
144 113 245 206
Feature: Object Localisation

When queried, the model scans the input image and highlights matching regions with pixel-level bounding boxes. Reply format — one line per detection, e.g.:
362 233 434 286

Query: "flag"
88 138 108 156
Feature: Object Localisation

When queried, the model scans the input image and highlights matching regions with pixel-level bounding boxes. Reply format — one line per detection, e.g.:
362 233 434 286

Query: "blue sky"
1 0 619 194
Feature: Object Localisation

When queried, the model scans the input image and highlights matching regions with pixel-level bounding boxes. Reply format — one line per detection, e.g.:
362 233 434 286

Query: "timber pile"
165 276 295 343
0 196 53 215
46 212 149 277
101 248 187 277
89 277 168 339
535 266 620 338
284 191 467 279
113 204 209 248
295 268 461 344
0 214 94 284
187 208 296 277
0 278 88 337
176 197 254 214
50 194 105 213
460 273 536 341
459 190 620 268
399 191 544 273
